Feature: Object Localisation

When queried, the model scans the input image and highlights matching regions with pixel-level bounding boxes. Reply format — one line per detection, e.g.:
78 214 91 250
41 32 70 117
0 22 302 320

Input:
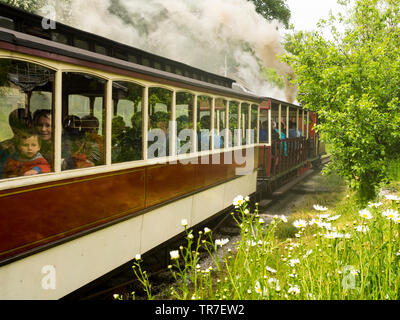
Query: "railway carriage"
0 3 323 299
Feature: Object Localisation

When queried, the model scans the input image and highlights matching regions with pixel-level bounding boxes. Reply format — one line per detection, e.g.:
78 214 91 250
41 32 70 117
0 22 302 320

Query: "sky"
285 0 344 32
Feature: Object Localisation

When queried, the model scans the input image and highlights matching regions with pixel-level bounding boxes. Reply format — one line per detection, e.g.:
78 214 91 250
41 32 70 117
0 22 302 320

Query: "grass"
118 169 400 301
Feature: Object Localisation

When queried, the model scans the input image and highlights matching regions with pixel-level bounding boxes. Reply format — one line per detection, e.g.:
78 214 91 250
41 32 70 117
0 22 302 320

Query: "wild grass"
124 173 400 301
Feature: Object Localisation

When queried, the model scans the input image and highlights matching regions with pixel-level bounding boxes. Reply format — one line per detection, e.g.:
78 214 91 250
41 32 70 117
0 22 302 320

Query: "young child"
3 130 51 178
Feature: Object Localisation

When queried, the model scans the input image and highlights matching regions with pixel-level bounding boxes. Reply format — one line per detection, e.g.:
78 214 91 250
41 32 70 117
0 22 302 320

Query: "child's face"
18 136 40 159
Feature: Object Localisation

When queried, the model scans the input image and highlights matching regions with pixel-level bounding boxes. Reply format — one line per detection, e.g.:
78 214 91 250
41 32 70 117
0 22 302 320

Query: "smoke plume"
42 0 297 102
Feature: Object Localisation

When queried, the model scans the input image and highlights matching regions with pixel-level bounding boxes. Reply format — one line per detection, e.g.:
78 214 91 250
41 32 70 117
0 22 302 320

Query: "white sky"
285 0 344 31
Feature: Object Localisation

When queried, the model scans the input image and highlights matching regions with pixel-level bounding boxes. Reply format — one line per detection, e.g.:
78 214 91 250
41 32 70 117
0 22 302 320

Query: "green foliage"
283 0 400 202
260 66 285 89
0 0 46 12
248 0 291 28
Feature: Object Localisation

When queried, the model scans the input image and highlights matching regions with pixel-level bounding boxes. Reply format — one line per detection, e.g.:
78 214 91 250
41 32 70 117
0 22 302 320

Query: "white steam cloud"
43 0 296 102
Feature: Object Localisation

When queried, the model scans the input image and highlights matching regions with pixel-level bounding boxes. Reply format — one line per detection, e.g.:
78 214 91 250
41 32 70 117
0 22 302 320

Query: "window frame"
0 53 266 190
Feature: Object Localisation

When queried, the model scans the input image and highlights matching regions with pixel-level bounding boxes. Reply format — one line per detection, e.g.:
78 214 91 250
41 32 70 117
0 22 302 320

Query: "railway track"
63 156 331 300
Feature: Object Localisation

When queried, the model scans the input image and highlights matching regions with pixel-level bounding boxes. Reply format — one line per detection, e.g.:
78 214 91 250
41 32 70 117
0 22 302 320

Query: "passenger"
2 129 50 178
0 108 33 154
62 115 95 170
33 109 52 165
289 119 302 138
271 122 280 175
0 108 33 178
81 115 104 165
271 121 280 141
274 121 287 157
259 120 268 142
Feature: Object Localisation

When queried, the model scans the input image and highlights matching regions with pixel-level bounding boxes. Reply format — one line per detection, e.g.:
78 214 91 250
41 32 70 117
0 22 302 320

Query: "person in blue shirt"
274 121 287 157
289 119 302 138
259 121 268 142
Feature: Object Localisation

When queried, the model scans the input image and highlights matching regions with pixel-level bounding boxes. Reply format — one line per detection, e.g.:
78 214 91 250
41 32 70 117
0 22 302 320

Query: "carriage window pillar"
278 104 282 136
170 90 177 156
105 79 112 165
54 70 62 172
193 94 198 153
210 97 215 151
286 105 289 138
143 86 149 161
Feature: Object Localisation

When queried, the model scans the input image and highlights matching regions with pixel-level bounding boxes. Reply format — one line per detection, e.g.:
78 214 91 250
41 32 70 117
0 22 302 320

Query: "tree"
0 0 46 12
283 0 400 202
249 0 291 28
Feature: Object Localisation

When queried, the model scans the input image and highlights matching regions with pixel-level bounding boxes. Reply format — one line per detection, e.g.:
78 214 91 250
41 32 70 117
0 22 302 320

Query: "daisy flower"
289 258 300 267
368 202 383 208
318 213 331 219
215 238 229 247
288 285 300 295
266 266 277 273
382 209 400 222
313 204 328 211
384 194 400 201
170 250 180 260
233 195 246 207
181 219 188 227
293 219 308 228
359 209 373 220
356 225 369 233
325 231 344 239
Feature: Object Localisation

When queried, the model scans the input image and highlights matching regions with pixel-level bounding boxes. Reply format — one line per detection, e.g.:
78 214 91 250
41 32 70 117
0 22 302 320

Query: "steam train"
0 3 324 299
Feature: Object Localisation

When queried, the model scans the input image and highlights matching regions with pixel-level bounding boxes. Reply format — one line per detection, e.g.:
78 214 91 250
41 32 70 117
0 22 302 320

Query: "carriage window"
251 104 258 144
154 62 162 70
197 95 212 151
61 72 105 171
176 92 194 155
0 59 55 180
214 98 227 149
148 87 172 158
74 38 90 51
241 103 249 145
142 58 150 67
95 44 107 55
128 55 138 64
51 32 69 45
271 103 280 139
229 101 239 147
115 51 128 61
112 81 143 163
